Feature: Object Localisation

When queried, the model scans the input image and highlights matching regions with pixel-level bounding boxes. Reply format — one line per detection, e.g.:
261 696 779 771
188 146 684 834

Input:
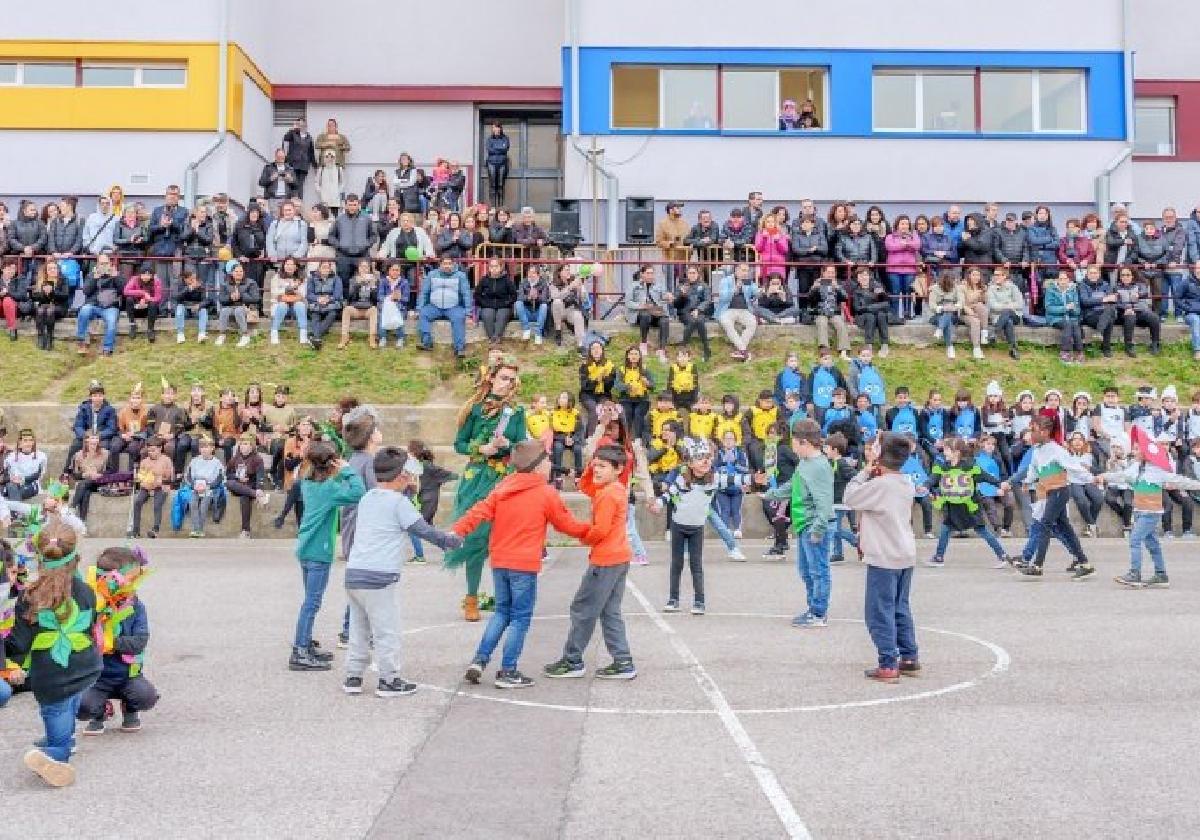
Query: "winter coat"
475 273 518 309
435 229 474 260
754 230 789 278
685 222 722 256
265 217 309 261
218 278 261 308
1134 232 1169 266
79 273 125 308
994 227 1031 264
113 220 148 258
393 166 423 213
1105 226 1138 265
985 280 1024 315
1077 277 1113 313
258 162 299 199
883 231 921 274
1113 279 1152 313
836 232 876 264
919 231 956 265
808 280 845 318
1161 224 1190 265
1044 282 1081 325
146 204 189 256
8 216 47 253
485 133 511 166
790 228 828 263
306 273 343 312
721 220 755 249
181 219 214 261
282 128 317 171
1025 222 1059 264
625 280 671 325
1057 233 1096 267
518 275 550 306
47 216 82 254
849 281 889 316
958 217 997 266
73 399 119 442
346 277 379 310
232 220 266 260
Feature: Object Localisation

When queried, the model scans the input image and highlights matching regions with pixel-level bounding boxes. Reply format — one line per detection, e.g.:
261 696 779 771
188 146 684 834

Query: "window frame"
17 61 77 88
81 62 188 89
872 69 975 133
1132 96 1177 158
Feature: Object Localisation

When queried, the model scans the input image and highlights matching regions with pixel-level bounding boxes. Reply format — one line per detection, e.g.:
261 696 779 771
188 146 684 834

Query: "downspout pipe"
566 0 619 251
1096 0 1134 226
185 0 229 207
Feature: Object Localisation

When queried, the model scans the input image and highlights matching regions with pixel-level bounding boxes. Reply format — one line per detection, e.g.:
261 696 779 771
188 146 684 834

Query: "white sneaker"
197 332 208 343
522 329 531 341
733 529 743 539
176 333 185 344
299 331 309 345
214 334 226 346
946 346 956 359
270 331 280 345
981 329 990 345
878 344 889 358
258 492 271 508
972 346 983 360
727 548 747 561
236 335 251 348
534 334 543 346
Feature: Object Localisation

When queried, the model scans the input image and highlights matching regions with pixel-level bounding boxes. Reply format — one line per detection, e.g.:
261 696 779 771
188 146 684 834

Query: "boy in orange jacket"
544 444 638 680
455 440 589 689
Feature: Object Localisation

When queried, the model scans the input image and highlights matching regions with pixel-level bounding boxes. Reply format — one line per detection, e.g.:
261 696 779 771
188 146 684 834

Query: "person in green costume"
445 358 526 621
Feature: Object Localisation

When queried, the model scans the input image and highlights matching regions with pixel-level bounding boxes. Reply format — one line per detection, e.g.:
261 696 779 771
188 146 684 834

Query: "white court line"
624 579 814 840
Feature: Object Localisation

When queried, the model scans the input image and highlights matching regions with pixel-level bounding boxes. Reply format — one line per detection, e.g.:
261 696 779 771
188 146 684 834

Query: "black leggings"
70 479 99 521
487 163 508 203
636 312 669 347
227 479 258 531
1164 490 1194 534
668 522 705 603
1070 483 1104 525
279 481 304 525
1120 309 1161 348
621 398 650 444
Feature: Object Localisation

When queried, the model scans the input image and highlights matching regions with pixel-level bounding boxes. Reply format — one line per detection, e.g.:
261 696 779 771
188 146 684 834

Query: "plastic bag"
380 297 403 331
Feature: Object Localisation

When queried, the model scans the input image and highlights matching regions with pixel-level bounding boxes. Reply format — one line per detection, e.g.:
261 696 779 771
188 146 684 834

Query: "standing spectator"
339 259 380 349
209 192 239 250
1178 262 1200 361
305 259 344 350
827 202 852 255
75 261 124 357
444 162 467 212
122 265 162 343
476 258 518 345
46 197 82 259
258 149 299 215
1105 214 1138 278
1133 220 1170 318
512 206 547 262
381 211 434 298
715 262 759 361
31 261 69 350
721 208 755 263
797 199 828 238
1026 205 1060 279
315 117 351 166
941 205 965 246
655 201 690 286
113 205 148 280
790 216 828 297
986 267 1025 360
514 264 550 345
958 212 997 268
884 216 921 319
146 185 188 287
1058 217 1097 281
394 152 424 216
742 191 765 231
81 195 117 256
1112 266 1161 357
9 200 47 284
849 267 891 356
808 264 850 358
181 205 214 289
684 209 721 266
626 264 671 363
282 117 317 199
1161 208 1191 318
487 207 516 254
327 195 375 282
549 263 589 349
754 213 789 281
485 123 511 207
919 215 956 281
265 200 309 267
173 269 211 344
214 261 260 348
232 205 268 302
836 217 877 278
1078 264 1118 358
863 206 890 268
994 212 1031 284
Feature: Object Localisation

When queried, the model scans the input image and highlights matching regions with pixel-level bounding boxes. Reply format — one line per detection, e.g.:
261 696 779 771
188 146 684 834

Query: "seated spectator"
361 169 390 218
720 208 755 263
1045 268 1084 364
475 257 517 345
110 382 150 472
68 431 108 522
512 207 547 261
444 161 466 212
673 265 712 361
213 261 260 348
417 256 472 357
305 259 343 350
123 264 163 343
435 212 474 262
808 264 850 359
625 264 671 363
515 264 550 345
181 435 225 538
755 272 800 324
486 207 515 255
30 260 69 351
0 257 26 341
174 269 211 344
1113 266 1161 357
1077 264 1117 358
75 260 125 356
960 267 990 360
715 262 759 361
1180 261 1200 362
226 432 269 539
985 267 1024 360
211 389 242 463
339 259 380 349
127 436 173 538
848 266 890 356
928 271 966 360
548 263 589 350
5 428 47 502
377 261 409 348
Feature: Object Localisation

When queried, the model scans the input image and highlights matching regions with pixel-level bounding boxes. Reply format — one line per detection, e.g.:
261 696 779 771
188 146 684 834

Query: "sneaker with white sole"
662 599 681 613
1114 570 1143 588
1143 572 1170 588
376 677 418 697
946 346 956 359
236 335 251 348
197 332 208 343
543 658 586 678
879 344 889 358
534 334 543 346
176 333 186 344
465 661 484 685
214 334 226 346
522 329 531 340
733 529 743 539
343 676 364 694
595 660 638 680
691 601 706 615
727 547 747 561
972 346 983 360
270 330 280 345
494 670 535 689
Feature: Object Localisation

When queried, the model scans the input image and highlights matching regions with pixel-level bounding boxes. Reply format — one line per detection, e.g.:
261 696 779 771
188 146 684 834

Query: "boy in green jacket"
290 442 366 671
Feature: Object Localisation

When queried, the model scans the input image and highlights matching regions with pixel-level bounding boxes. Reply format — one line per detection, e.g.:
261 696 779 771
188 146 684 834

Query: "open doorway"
479 109 562 212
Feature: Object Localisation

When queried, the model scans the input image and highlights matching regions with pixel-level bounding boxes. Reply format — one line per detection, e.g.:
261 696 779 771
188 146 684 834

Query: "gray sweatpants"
562 563 632 664
346 584 401 681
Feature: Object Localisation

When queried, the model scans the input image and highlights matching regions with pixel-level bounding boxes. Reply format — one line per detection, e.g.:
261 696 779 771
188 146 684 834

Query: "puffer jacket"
475 272 518 309
958 216 997 266
1077 278 1113 312
848 281 889 316
1057 233 1096 267
1043 282 1081 325
790 228 828 263
328 211 375 258
919 231 956 265
883 231 921 274
993 227 1031 264
1105 225 1138 265
836 232 876 264
306 273 344 312
47 216 82 254
8 216 47 253
1134 232 1168 266
218 278 261 308
1026 222 1059 264
485 134 510 165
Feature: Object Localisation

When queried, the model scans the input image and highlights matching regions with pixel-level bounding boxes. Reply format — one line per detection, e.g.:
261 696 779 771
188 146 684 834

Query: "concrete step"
64 485 1147 541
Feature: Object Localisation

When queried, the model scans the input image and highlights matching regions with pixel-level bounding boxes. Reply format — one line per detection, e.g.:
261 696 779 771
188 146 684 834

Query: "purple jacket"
884 232 921 275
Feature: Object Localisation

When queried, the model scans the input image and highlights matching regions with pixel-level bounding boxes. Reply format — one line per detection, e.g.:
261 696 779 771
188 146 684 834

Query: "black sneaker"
830 554 845 564
120 711 142 732
494 670 535 689
1070 564 1096 581
543 658 586 679
898 659 922 677
125 529 140 539
376 677 418 697
336 632 349 650
83 718 105 736
309 641 334 661
762 545 786 559
343 676 364 694
289 646 332 671
1143 572 1170 588
595 660 638 680
1018 564 1044 577
146 529 158 539
465 661 485 685
662 599 681 613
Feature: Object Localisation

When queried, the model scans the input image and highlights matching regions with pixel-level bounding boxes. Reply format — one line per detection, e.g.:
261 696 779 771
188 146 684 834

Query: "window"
82 63 186 88
873 71 973 131
274 100 308 127
0 63 16 85
82 65 136 87
22 62 75 86
981 70 1085 133
613 65 827 130
139 66 186 87
1134 97 1177 156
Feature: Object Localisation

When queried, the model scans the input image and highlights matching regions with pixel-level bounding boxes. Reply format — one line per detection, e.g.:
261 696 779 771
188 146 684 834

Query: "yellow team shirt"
747 405 779 442
649 407 682 439
688 410 718 441
620 366 650 399
527 409 552 440
669 362 696 395
585 360 615 395
648 438 681 475
714 414 743 445
550 407 580 435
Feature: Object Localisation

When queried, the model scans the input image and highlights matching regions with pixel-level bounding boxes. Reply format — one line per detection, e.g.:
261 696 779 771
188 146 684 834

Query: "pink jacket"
123 276 163 304
754 230 789 278
884 232 921 274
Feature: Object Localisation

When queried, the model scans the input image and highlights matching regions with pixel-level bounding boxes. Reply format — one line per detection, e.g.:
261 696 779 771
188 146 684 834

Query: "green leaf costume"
31 599 94 669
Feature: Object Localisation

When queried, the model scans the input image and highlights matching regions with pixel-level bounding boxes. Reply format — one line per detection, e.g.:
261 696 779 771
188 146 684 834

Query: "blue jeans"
827 510 858 559
174 304 209 335
474 568 538 670
626 502 646 558
38 691 83 763
419 304 467 352
887 273 914 318
0 677 11 707
714 488 744 531
931 312 957 346
76 304 120 352
271 301 308 333
1129 512 1165 575
514 300 548 336
864 565 917 669
796 526 831 618
1162 271 1188 318
706 506 737 551
1185 312 1200 352
293 560 332 648
934 522 1006 561
410 532 424 559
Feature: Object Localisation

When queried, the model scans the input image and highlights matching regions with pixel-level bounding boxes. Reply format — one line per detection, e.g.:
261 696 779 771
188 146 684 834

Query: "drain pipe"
185 0 229 207
1096 0 1134 226
566 0 619 251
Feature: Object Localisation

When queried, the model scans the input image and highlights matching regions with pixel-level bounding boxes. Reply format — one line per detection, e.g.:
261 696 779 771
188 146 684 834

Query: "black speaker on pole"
549 198 581 249
625 196 655 244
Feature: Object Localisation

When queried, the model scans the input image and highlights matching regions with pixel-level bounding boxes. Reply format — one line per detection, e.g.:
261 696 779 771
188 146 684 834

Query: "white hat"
1137 385 1158 400
1044 388 1062 399
1162 385 1178 401
1016 390 1034 402
1072 391 1092 404
985 380 1002 398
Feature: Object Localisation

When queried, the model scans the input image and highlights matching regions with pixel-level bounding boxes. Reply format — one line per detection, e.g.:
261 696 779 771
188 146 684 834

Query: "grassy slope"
4 333 1194 405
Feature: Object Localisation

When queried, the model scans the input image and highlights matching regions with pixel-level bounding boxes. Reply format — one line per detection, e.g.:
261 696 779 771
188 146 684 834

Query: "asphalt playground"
4 536 1200 840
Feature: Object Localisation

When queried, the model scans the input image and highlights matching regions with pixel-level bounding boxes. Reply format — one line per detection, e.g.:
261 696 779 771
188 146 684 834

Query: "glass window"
722 70 777 130
0 63 16 85
1134 97 1176 156
779 69 826 129
980 71 1034 132
922 74 974 131
873 73 918 131
612 66 659 129
661 67 717 130
1038 70 1084 131
82 65 136 87
140 65 187 87
22 62 75 86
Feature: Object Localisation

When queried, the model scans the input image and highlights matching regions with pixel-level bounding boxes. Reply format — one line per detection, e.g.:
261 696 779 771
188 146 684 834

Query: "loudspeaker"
625 196 655 244
549 198 581 244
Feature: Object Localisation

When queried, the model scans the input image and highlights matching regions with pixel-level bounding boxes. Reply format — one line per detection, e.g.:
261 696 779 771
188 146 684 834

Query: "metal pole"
590 137 599 250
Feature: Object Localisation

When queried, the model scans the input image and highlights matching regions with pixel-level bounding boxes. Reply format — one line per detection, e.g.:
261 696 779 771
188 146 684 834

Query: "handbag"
380 297 403 331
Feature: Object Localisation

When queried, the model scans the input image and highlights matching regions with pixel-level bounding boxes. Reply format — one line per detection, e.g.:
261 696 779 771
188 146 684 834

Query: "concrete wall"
1128 0 1200 79
1130 162 1200 216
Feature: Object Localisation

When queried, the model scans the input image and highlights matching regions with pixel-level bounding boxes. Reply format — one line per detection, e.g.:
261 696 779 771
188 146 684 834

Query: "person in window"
282 117 317 200
682 101 714 129
475 257 518 346
778 99 802 131
259 148 300 216
721 208 755 264
485 123 511 207
1112 266 1161 357
513 206 547 263
798 99 821 129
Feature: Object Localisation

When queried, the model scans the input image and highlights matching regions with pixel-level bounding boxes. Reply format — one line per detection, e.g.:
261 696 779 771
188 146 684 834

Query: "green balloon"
577 263 592 278
404 246 422 261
